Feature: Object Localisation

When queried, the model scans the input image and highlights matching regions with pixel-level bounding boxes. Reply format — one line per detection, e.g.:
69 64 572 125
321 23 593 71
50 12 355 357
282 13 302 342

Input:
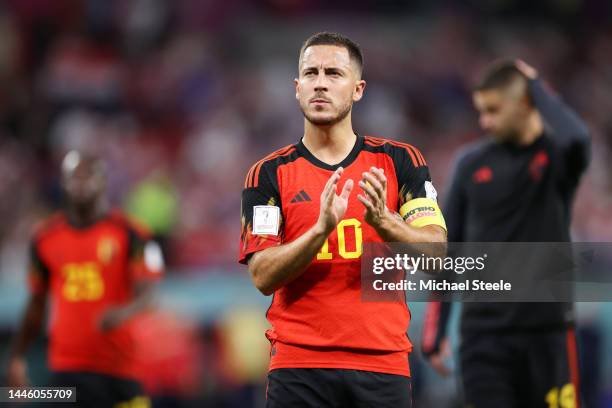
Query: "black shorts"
460 328 581 408
265 368 412 408
47 371 149 408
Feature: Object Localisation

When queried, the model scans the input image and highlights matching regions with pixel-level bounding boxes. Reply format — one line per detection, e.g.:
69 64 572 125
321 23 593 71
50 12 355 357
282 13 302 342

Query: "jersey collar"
64 210 110 230
296 133 364 171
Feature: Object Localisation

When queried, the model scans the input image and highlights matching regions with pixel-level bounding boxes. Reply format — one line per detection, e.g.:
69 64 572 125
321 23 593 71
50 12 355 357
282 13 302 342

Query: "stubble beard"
301 99 353 127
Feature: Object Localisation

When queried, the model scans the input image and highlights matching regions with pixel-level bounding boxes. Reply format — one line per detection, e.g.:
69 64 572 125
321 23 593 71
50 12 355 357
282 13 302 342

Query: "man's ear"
353 80 366 102
294 78 299 99
517 86 534 114
521 94 533 111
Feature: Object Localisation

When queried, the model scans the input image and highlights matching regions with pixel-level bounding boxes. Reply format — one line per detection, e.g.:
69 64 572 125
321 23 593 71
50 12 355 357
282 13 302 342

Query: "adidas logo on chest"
290 190 311 203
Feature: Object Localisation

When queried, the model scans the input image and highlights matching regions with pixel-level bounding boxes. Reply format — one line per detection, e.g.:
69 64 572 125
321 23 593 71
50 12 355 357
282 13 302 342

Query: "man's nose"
480 115 492 130
314 72 329 92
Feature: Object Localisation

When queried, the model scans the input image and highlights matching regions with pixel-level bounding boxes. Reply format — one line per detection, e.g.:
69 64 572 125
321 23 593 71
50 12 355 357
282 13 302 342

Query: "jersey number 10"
316 218 363 260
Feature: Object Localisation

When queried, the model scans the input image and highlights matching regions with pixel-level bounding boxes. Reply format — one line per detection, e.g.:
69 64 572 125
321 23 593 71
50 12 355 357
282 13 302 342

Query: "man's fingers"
340 179 354 201
430 354 452 377
515 59 537 79
370 167 387 189
322 168 343 206
329 168 343 192
359 179 380 203
366 167 386 185
326 177 340 206
440 338 452 359
429 340 452 377
362 172 384 198
8 360 29 387
357 194 375 212
324 184 335 207
323 167 343 194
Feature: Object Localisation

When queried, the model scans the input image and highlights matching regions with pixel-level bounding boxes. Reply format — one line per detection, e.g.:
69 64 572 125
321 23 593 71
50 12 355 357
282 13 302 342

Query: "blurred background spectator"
0 0 611 406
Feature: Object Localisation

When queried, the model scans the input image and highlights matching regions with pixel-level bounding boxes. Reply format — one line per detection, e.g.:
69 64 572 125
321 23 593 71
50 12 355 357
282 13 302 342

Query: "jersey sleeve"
442 154 468 242
421 300 452 357
392 145 447 231
28 240 50 295
528 79 591 192
127 225 164 282
529 79 591 196
239 160 283 264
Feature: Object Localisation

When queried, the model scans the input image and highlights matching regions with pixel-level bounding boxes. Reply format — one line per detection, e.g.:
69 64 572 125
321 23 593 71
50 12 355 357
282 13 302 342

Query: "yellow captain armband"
398 197 447 230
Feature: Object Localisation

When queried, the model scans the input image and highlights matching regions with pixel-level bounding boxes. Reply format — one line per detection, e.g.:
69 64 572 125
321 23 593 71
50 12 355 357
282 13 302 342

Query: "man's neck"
516 111 544 146
66 202 107 228
302 117 356 165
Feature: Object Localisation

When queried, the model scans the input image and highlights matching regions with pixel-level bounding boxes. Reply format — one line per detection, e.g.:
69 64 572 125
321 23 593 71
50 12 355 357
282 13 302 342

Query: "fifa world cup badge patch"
253 205 280 235
97 237 118 264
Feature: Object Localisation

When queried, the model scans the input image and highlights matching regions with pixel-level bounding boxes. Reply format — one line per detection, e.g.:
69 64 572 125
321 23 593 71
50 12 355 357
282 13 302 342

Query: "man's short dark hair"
299 32 364 75
474 59 526 92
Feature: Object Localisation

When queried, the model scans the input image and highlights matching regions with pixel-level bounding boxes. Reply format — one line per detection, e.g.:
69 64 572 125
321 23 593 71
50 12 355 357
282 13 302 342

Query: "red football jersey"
29 210 164 379
239 135 445 376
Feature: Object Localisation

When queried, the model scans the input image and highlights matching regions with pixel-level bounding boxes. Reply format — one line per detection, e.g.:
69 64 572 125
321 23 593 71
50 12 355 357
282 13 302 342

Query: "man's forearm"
422 300 453 356
10 294 46 359
373 212 447 261
248 224 330 296
374 211 446 244
529 79 589 144
118 282 155 318
99 281 156 332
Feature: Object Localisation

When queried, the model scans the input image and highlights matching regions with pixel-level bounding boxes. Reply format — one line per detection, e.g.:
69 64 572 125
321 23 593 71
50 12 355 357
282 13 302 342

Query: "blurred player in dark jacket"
421 60 590 408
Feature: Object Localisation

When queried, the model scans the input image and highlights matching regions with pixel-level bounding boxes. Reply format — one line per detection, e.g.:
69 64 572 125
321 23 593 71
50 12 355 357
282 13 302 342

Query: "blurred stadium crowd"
0 0 611 406
1 0 611 280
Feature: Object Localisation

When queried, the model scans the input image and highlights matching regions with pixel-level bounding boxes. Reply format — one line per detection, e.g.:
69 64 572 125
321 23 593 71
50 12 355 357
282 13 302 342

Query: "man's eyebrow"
301 65 346 72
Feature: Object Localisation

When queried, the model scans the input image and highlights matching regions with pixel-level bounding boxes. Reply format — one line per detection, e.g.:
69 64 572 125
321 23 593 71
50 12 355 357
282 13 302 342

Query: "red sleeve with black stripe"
364 136 433 206
106 211 165 281
238 146 293 264
392 143 433 206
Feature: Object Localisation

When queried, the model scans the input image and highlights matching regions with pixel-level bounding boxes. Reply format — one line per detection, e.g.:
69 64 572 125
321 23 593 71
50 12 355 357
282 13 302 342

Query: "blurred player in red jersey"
239 32 447 407
7 151 164 408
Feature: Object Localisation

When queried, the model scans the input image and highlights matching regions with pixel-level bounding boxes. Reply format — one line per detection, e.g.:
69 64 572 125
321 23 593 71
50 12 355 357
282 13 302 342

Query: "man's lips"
310 98 331 104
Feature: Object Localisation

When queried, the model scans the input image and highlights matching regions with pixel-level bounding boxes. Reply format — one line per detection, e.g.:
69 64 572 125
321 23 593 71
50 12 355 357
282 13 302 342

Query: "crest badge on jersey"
97 237 118 265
